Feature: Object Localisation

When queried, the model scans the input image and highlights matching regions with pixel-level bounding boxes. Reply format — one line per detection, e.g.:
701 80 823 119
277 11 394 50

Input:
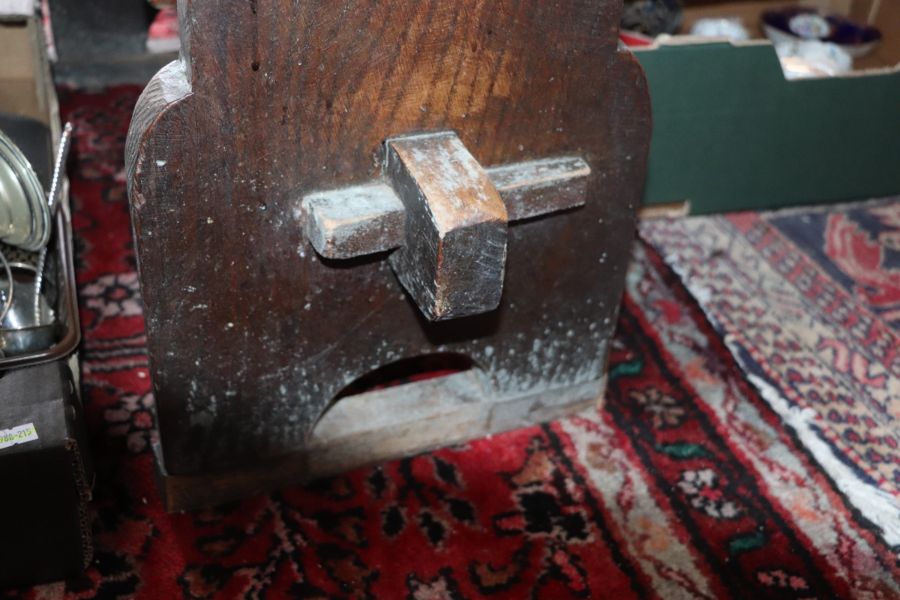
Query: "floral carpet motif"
642 200 900 554
4 88 897 598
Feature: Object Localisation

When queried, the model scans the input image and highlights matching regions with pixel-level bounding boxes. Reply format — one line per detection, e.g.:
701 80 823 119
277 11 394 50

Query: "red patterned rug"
6 88 898 598
642 200 900 555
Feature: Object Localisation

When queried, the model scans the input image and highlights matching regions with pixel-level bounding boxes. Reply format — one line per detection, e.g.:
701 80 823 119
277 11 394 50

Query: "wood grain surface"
126 0 651 479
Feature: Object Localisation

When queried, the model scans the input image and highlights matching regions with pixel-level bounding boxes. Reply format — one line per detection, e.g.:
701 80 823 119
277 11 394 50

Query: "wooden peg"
386 132 508 321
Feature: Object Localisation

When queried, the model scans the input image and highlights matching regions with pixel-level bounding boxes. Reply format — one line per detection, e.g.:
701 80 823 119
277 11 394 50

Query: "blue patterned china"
762 7 882 58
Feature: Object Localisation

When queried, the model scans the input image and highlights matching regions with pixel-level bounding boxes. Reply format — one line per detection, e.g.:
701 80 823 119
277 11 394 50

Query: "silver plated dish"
0 129 51 251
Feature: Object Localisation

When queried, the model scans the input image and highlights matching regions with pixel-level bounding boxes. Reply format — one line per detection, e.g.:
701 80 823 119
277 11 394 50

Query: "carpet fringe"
746 373 900 556
661 252 900 556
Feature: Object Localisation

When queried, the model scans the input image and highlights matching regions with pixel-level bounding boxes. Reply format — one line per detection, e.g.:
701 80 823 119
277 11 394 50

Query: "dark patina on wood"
126 0 651 510
303 150 592 261
385 131 509 321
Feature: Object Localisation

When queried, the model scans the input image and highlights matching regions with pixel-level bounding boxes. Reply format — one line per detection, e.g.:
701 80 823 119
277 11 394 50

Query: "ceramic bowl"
762 8 882 59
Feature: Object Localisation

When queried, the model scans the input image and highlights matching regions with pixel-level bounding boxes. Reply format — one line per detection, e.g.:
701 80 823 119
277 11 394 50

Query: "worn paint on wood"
125 0 652 502
302 183 405 260
303 151 592 260
489 156 591 221
386 132 508 321
154 370 606 511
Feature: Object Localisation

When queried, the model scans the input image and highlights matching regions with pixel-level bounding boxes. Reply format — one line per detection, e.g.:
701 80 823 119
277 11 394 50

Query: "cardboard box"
0 362 92 588
636 0 900 214
0 3 60 138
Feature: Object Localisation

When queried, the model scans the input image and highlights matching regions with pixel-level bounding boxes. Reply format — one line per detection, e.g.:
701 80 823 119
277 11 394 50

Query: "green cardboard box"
634 0 900 215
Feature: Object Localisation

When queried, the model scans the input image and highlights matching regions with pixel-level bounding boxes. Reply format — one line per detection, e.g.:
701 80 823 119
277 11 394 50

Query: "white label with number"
0 423 39 450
